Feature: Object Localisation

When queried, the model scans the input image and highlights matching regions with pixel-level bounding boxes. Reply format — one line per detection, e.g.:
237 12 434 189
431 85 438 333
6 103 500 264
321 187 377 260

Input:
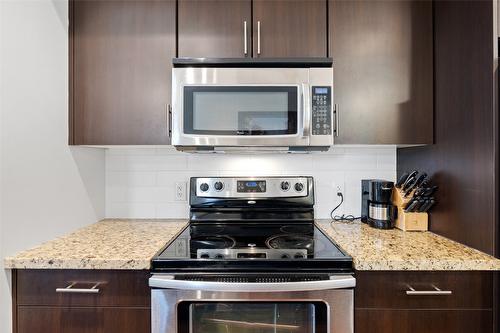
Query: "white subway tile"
106 155 188 171
106 203 156 218
106 172 156 187
107 187 173 203
156 203 189 218
377 151 397 171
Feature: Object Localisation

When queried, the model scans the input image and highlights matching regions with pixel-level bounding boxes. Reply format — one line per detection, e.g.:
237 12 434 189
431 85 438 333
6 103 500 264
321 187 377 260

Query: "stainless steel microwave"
171 59 335 152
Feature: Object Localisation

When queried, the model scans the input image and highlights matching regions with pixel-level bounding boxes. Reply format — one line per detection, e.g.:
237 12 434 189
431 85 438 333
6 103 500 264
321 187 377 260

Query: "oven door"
171 68 311 148
150 274 354 333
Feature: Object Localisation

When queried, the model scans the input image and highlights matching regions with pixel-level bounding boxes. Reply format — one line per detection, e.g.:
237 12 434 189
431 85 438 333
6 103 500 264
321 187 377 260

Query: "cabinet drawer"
355 309 493 333
16 270 150 307
355 271 493 309
17 306 150 333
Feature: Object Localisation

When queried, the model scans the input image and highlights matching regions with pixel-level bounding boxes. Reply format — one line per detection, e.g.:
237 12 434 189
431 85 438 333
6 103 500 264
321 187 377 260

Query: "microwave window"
183 86 298 135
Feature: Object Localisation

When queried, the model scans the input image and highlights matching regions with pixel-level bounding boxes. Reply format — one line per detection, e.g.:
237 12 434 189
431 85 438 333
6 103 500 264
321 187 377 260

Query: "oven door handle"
149 275 355 292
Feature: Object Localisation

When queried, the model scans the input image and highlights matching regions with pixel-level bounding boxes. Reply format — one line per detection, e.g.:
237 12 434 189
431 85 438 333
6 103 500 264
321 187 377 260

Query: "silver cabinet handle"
150 275 355 292
405 284 452 296
56 282 100 294
243 21 248 56
167 104 172 138
257 21 261 55
334 103 339 137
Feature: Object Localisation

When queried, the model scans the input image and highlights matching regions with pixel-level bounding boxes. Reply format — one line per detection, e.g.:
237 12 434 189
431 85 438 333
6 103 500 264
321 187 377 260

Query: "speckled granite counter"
5 218 500 271
316 219 500 271
4 219 188 270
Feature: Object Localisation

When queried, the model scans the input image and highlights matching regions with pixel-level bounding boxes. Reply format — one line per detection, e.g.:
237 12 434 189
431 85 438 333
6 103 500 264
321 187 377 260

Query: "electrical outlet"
333 181 344 196
175 182 187 201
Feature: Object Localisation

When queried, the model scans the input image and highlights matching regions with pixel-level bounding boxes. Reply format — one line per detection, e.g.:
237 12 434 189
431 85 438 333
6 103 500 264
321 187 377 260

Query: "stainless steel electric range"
150 177 355 333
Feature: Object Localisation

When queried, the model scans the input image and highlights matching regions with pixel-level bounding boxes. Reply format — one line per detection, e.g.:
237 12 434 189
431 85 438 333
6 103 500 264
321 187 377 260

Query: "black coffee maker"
361 179 397 229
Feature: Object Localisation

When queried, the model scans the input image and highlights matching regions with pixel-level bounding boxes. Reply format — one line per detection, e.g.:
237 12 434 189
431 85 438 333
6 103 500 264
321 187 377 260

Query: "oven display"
237 180 266 193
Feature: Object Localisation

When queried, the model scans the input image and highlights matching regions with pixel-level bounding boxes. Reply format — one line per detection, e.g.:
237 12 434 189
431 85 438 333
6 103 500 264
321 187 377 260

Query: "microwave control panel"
311 86 332 136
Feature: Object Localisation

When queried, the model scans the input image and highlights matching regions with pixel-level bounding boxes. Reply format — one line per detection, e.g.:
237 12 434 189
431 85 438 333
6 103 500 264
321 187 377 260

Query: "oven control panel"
311 86 332 136
195 177 309 198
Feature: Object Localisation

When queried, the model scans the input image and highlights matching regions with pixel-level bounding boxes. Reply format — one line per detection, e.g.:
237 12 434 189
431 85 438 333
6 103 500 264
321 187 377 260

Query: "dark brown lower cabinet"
355 271 496 333
356 309 492 333
17 307 150 333
13 270 151 333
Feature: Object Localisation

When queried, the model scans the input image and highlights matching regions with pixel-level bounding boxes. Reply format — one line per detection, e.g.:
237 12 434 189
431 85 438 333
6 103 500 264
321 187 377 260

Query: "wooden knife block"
392 188 428 231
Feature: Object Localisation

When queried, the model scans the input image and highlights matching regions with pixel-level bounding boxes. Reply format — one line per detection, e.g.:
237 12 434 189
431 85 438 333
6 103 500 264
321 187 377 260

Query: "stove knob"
280 181 290 191
214 181 224 191
200 253 210 259
294 182 304 192
214 254 225 259
200 183 209 192
281 253 291 259
294 253 305 259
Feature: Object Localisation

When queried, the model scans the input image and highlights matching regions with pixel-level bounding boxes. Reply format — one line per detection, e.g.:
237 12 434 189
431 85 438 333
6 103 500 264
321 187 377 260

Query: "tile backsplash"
105 146 396 219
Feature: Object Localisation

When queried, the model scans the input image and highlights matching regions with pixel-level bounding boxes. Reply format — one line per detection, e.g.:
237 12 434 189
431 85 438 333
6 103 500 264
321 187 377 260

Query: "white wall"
0 1 105 332
106 146 397 219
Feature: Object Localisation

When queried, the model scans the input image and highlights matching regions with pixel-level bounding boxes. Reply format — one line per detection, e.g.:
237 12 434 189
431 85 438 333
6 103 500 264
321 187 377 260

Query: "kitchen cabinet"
13 270 151 333
178 0 252 58
178 0 327 58
329 0 433 144
70 0 176 145
252 0 327 58
355 271 496 333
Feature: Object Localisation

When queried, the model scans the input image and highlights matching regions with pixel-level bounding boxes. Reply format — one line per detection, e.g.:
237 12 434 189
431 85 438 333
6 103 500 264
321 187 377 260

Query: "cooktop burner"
266 234 314 250
190 235 236 249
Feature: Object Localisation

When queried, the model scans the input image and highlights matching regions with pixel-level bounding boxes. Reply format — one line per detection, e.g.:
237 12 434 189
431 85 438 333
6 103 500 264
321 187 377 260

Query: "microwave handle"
301 84 310 138
149 275 355 292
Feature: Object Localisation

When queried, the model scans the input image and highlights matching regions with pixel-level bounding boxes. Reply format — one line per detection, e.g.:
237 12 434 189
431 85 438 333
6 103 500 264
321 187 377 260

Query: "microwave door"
174 85 309 148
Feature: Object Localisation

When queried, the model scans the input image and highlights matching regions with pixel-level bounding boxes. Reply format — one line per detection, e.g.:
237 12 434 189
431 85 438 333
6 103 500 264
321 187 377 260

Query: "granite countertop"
4 219 188 270
315 219 500 271
4 218 500 271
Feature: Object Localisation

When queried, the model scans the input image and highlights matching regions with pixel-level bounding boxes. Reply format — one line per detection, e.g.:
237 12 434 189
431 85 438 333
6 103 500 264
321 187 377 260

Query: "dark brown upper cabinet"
70 0 176 145
329 0 433 144
252 0 327 58
178 0 252 58
178 0 327 59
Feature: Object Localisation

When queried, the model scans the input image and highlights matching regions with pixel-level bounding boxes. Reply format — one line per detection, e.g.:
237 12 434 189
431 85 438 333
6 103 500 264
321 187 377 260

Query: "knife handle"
405 200 420 212
396 172 409 188
404 196 418 209
421 200 436 212
402 177 416 191
418 200 432 212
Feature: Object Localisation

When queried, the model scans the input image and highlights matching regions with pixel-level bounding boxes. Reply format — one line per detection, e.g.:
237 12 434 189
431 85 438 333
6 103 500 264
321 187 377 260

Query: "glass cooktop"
151 223 352 273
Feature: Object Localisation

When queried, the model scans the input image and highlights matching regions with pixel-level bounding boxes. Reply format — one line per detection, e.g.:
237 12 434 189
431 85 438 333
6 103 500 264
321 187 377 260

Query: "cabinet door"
17 307 150 333
253 0 327 58
355 309 493 333
71 0 176 145
329 0 433 144
178 0 252 58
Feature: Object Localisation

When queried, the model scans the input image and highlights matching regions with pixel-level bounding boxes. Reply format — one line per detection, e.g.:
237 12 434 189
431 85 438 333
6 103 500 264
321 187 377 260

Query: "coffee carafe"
361 180 397 229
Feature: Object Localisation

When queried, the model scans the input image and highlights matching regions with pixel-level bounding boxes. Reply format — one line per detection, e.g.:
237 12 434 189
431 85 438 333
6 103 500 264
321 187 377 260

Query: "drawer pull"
56 282 100 294
405 284 452 296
